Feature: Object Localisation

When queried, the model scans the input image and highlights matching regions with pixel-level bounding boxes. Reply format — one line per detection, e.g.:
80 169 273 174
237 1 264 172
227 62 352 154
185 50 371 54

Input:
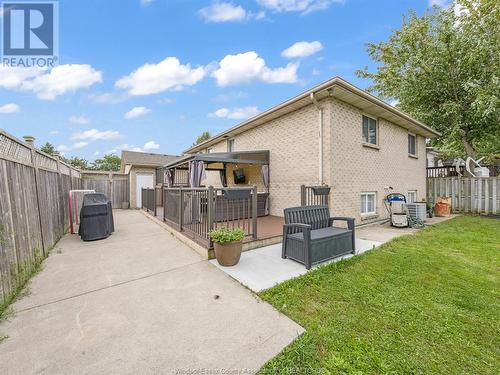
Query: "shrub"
209 227 245 244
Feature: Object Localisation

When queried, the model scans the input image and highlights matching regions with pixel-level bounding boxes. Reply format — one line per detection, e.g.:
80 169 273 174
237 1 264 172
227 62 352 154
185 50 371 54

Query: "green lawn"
259 216 500 374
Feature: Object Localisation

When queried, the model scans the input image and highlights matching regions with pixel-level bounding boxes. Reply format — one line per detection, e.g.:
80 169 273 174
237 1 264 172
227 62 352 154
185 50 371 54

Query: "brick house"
179 77 440 225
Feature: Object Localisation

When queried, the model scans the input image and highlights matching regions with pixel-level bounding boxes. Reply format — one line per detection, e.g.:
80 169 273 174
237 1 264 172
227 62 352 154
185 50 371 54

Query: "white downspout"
310 92 323 185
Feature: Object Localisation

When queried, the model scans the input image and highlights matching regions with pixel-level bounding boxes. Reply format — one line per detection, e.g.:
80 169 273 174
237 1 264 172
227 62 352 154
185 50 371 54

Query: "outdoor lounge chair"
282 205 355 269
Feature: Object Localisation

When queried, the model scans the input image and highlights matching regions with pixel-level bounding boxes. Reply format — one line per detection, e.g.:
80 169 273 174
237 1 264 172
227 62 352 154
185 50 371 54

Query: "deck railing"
141 188 156 216
427 165 500 178
301 185 331 207
163 186 258 248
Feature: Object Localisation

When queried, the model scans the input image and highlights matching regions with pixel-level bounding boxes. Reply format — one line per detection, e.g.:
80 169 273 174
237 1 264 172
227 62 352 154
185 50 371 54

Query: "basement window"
361 192 376 215
407 190 417 203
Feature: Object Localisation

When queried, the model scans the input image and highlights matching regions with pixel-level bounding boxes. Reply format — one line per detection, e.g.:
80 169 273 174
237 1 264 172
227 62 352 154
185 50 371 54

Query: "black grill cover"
78 193 114 241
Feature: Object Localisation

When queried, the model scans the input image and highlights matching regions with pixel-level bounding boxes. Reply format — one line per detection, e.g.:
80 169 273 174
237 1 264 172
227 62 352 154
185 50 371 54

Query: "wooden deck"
153 206 283 250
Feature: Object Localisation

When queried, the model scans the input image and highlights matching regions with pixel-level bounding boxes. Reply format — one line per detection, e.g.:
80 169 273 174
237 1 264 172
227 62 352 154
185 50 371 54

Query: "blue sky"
0 0 447 160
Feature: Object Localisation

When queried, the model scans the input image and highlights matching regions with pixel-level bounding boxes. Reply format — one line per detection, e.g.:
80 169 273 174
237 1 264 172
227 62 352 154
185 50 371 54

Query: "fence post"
207 186 214 239
108 172 113 204
300 184 305 206
493 178 498 214
178 188 184 231
252 185 258 239
29 148 46 254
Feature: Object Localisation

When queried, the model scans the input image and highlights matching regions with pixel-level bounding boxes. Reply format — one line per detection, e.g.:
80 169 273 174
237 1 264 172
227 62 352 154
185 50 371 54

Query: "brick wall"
329 98 427 224
206 99 332 216
202 97 427 222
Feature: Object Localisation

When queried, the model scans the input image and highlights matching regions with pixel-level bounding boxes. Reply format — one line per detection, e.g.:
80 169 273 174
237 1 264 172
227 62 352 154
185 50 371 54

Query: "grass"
259 216 500 374
0 253 45 323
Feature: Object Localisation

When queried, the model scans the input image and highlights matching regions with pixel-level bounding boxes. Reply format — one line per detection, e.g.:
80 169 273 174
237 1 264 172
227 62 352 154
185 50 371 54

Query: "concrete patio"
211 215 458 292
0 210 303 374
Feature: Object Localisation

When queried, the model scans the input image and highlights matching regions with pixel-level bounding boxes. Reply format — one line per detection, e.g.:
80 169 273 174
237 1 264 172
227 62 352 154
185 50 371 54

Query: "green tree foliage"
66 156 89 170
90 154 121 171
39 142 59 157
193 131 211 146
357 0 499 158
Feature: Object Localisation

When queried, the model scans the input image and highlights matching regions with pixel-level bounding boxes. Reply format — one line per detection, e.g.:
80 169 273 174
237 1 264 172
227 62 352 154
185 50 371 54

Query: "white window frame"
227 138 235 152
408 133 417 157
362 114 378 146
360 192 377 215
407 190 417 203
206 147 213 154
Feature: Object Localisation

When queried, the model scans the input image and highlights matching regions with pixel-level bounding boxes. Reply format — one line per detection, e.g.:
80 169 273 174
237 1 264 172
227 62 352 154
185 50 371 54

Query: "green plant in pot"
209 227 245 266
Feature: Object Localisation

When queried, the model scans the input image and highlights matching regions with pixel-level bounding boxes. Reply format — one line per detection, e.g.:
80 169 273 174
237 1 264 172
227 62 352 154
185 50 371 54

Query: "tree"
357 0 499 158
193 131 211 146
39 142 60 157
67 156 89 170
90 154 121 171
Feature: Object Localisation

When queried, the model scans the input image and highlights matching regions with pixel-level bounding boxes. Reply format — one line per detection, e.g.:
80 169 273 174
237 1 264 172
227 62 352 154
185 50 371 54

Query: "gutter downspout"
310 92 323 185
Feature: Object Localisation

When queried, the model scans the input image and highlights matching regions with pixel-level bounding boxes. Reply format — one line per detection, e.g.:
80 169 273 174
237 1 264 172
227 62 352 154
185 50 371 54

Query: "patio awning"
164 150 270 169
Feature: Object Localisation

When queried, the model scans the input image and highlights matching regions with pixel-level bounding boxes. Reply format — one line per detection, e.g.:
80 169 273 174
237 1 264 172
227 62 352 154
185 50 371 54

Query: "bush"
209 227 245 244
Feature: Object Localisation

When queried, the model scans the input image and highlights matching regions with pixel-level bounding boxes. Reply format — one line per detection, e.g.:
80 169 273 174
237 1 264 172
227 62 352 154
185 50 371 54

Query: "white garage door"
136 173 154 208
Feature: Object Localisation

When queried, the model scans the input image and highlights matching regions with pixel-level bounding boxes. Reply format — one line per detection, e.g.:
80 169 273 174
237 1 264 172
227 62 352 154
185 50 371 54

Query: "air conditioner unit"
405 203 427 222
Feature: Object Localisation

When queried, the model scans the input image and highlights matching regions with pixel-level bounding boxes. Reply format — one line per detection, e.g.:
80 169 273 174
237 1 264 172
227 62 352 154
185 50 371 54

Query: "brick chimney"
23 135 35 147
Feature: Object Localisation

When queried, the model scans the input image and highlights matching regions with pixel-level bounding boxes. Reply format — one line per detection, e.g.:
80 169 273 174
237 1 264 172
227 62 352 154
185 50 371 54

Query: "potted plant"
209 227 245 266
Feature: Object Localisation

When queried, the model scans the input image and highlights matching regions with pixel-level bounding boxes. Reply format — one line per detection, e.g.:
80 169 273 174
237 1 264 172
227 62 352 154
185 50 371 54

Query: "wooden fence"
0 130 82 305
427 176 500 214
81 172 129 208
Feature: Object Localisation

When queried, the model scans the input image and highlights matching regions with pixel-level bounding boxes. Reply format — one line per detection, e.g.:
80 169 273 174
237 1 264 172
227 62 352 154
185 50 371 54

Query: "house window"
362 115 378 145
407 190 417 203
360 192 376 215
206 148 213 154
408 133 417 156
227 139 235 152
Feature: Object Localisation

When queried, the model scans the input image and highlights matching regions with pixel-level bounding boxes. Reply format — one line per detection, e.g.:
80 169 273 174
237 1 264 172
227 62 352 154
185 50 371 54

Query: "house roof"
121 150 178 167
185 76 441 154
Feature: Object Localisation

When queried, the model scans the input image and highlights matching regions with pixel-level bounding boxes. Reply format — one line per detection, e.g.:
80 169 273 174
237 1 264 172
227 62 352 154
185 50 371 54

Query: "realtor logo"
1 1 59 67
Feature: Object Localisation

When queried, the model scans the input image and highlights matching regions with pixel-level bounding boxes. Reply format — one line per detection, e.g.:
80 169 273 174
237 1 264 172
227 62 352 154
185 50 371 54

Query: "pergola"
163 150 270 188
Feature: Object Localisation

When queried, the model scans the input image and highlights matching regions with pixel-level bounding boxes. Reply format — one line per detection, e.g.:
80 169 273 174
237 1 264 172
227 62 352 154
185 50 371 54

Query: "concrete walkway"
211 215 458 292
0 210 303 374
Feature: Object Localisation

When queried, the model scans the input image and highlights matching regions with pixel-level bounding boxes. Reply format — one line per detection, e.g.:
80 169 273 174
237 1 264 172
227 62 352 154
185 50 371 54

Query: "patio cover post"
261 164 269 215
252 185 258 239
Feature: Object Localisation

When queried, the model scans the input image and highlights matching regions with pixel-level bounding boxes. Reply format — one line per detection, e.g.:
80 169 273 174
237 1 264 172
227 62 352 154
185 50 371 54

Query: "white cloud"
140 0 155 6
73 141 89 149
20 64 102 100
71 128 121 141
209 106 259 120
199 1 247 22
282 41 323 58
57 141 89 153
69 115 90 124
0 103 20 114
429 0 449 7
143 141 160 150
0 66 42 90
88 92 127 104
116 57 206 96
212 91 248 102
257 0 343 13
50 130 60 135
124 106 151 119
212 51 298 86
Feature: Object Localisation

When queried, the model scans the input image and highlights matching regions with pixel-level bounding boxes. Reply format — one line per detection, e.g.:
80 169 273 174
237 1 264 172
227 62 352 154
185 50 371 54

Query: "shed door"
136 173 154 208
